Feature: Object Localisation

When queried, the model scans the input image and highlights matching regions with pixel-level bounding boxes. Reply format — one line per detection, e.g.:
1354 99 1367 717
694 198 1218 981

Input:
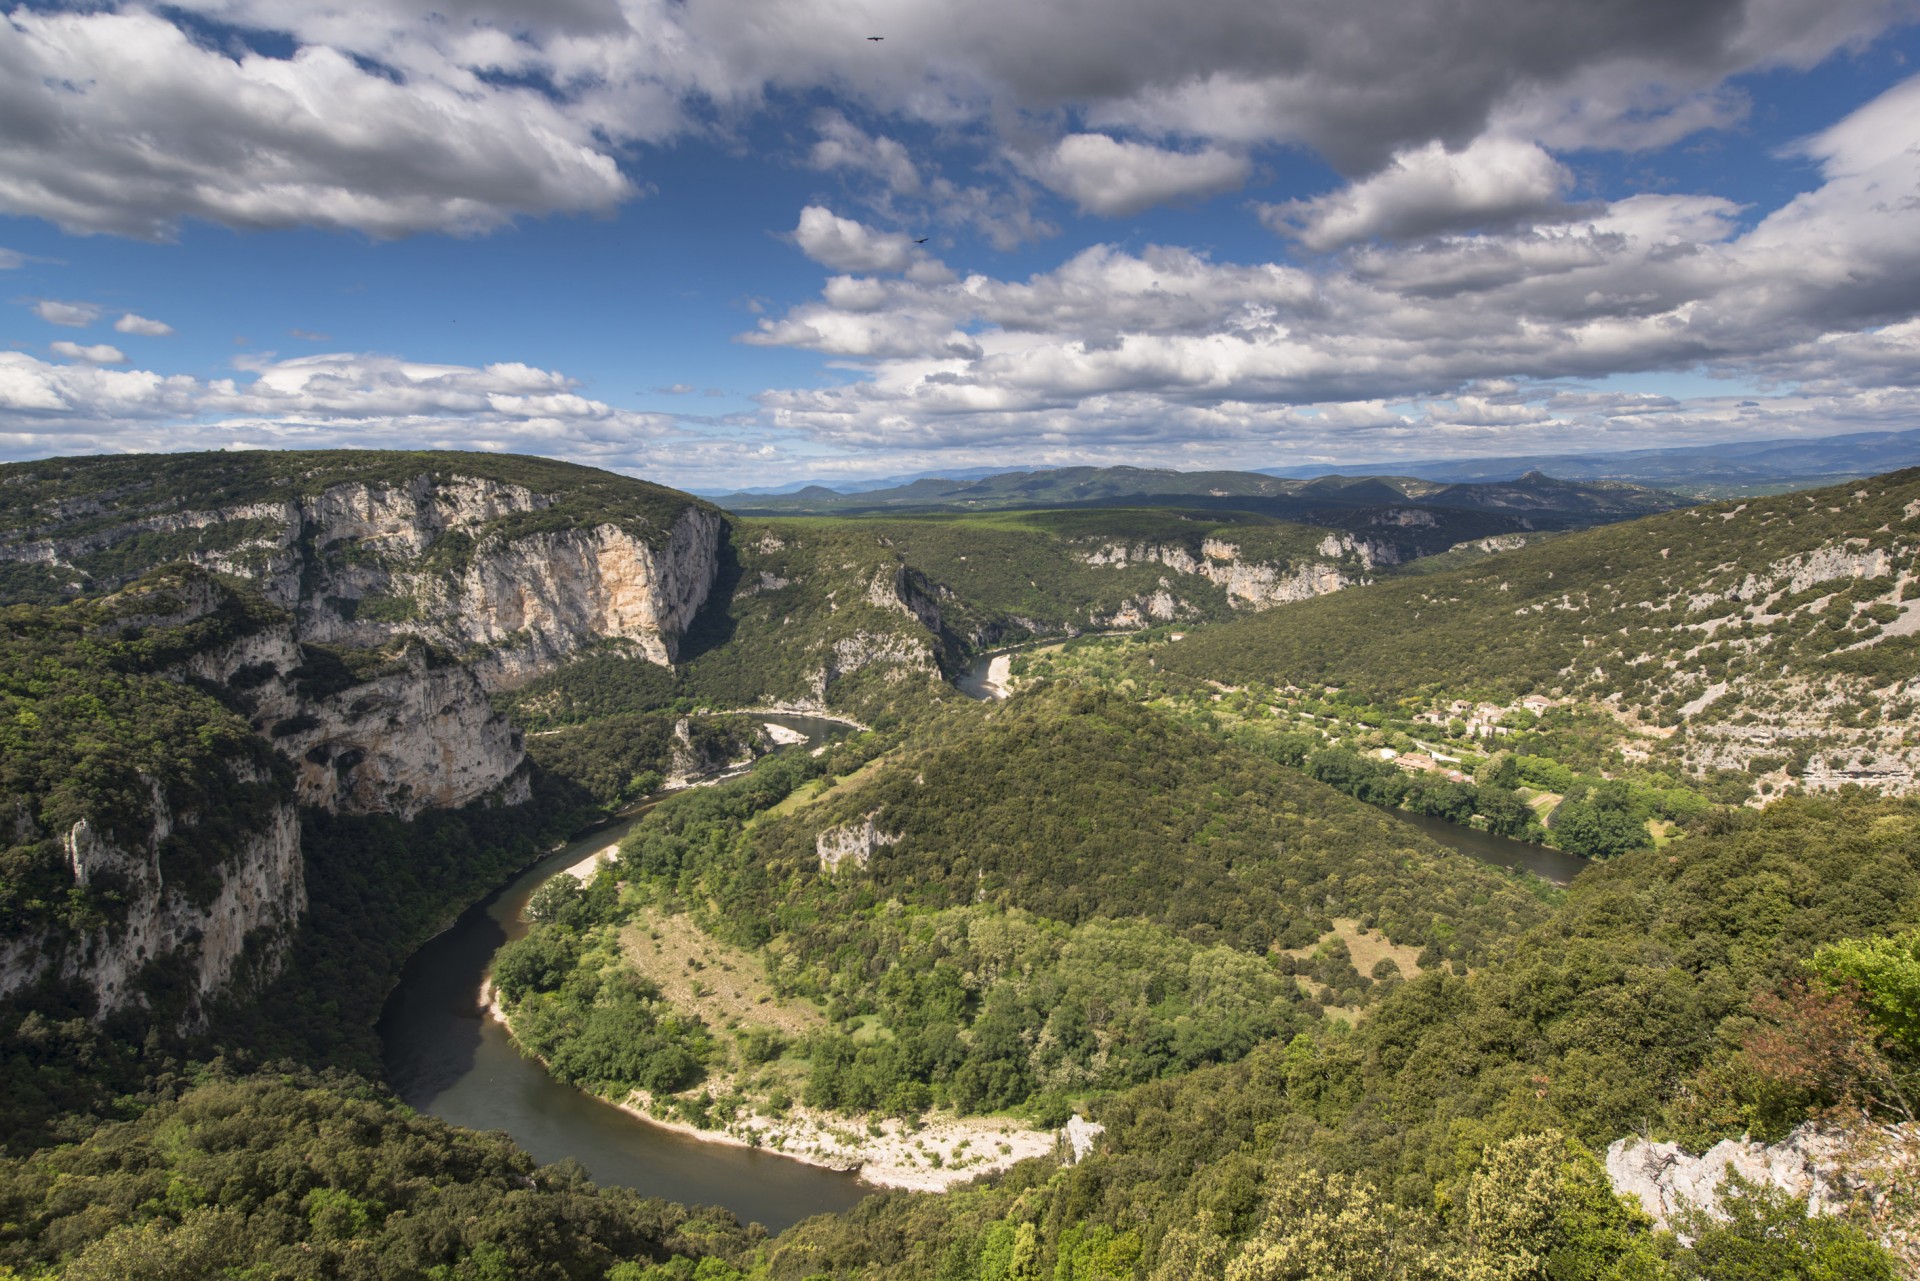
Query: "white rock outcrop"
1081 538 1372 611
816 813 900 872
1097 588 1184 629
1058 1115 1106 1165
1606 1127 1849 1229
0 772 305 1022
804 631 940 706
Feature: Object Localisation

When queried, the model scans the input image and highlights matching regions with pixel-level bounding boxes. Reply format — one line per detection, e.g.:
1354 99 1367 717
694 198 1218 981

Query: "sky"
2 0 1919 492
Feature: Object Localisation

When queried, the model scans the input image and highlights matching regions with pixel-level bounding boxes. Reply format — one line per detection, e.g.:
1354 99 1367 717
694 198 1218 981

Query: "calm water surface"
1374 804 1587 886
377 715 870 1233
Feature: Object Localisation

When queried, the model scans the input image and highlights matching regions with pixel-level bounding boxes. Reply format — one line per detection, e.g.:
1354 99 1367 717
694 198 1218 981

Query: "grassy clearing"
751 754 892 826
618 908 824 1039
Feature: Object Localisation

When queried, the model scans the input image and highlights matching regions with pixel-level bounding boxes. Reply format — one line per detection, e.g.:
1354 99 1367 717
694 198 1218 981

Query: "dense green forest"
743 791 1919 1280
493 689 1548 1132
4 453 1919 1279
0 1070 761 1280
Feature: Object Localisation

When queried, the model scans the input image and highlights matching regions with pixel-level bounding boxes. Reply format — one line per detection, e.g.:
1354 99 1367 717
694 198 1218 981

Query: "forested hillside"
1160 469 1920 792
490 689 1549 1152
3 452 1917 1280
751 790 1919 1280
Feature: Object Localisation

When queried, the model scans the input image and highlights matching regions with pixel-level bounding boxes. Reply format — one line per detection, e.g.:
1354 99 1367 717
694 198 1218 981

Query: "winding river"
377 715 870 1233
380 667 1583 1233
1374 805 1587 885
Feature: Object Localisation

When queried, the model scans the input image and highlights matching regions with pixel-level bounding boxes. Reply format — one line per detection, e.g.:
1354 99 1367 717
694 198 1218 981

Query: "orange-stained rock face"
438 506 722 686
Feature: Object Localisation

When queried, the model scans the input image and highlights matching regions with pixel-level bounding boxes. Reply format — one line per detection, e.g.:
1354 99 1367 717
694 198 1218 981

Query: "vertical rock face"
867 564 945 636
169 584 530 819
0 464 726 690
437 507 723 686
0 770 305 1022
274 660 526 819
278 479 722 688
1080 538 1372 611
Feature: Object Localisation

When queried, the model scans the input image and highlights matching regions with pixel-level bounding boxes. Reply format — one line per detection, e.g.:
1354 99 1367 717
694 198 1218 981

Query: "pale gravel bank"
482 984 1060 1192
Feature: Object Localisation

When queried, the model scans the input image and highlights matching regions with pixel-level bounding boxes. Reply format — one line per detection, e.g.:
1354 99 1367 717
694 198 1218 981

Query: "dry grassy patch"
618 908 824 1038
752 754 892 826
1285 917 1426 979
1285 917 1426 1023
1326 917 1425 980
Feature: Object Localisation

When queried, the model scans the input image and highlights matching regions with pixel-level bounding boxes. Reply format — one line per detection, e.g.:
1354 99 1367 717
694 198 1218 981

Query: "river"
380 685 1581 1232
1373 805 1587 885
377 715 871 1233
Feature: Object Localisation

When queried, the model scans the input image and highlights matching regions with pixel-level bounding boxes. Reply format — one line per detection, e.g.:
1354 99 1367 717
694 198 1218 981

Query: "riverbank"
731 705 871 731
976 654 1013 699
482 984 1057 1192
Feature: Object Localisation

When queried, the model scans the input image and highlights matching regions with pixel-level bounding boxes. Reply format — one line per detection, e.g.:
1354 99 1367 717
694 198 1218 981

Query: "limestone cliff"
0 453 724 691
0 761 304 1023
436 508 722 684
167 578 528 819
1081 536 1373 610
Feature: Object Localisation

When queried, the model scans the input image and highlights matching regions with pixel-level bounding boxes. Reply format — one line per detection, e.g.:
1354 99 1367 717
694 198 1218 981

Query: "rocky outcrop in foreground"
1606 1128 1851 1227
1607 1122 1916 1259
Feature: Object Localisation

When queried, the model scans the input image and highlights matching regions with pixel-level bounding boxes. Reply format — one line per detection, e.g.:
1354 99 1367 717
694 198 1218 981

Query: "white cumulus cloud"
0 7 633 239
49 342 128 365
115 313 176 337
1265 137 1575 250
1026 134 1250 217
33 300 101 327
787 206 952 281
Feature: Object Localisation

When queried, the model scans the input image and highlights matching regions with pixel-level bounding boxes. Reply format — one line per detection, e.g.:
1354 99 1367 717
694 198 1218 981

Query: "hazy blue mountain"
1260 427 1920 493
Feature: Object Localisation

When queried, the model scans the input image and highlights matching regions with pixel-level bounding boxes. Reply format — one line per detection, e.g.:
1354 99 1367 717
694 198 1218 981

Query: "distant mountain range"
709 465 1688 531
706 427 1920 503
1264 427 1920 493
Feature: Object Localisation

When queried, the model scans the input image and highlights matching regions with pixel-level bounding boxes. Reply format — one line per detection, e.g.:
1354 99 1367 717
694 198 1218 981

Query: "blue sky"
2 0 1919 491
